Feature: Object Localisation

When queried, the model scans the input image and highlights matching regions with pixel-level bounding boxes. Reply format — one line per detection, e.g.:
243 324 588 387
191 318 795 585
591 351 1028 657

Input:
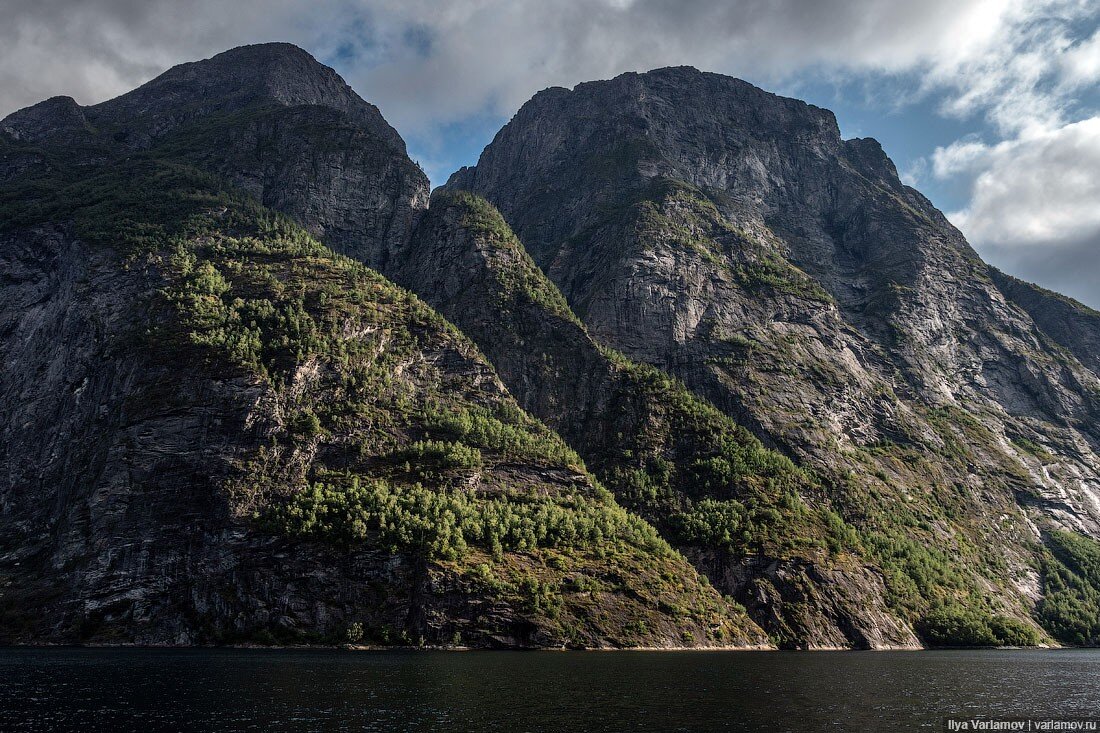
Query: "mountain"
2 44 427 268
3 46 1100 649
442 67 1100 646
385 191 916 647
0 45 762 648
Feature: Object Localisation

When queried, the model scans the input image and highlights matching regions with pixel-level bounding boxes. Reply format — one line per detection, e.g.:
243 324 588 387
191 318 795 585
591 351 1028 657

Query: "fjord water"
1 649 1097 732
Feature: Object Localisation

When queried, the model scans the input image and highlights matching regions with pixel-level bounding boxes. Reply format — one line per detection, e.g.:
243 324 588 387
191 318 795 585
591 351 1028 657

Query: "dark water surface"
0 647 1097 732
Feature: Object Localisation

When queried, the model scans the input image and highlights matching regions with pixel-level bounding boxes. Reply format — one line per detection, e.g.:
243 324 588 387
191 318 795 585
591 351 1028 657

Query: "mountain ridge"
441 61 1100 645
2 43 1099 649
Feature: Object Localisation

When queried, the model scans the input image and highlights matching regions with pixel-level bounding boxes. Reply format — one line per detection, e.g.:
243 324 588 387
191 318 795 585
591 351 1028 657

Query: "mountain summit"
2 47 1099 649
443 65 1100 645
4 43 403 149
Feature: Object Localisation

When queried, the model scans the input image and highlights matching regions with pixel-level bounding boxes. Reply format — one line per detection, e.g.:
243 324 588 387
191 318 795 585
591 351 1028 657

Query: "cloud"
900 157 928 187
948 119 1100 247
343 0 1098 137
931 138 992 179
987 234 1100 309
0 1 1091 131
938 118 1100 306
1 0 1099 304
1059 26 1100 86
0 0 367 116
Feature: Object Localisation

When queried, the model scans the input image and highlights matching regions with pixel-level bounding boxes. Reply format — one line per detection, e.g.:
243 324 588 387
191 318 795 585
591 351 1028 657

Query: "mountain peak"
78 42 403 151
208 41 314 60
446 63 846 263
2 42 405 153
1 95 87 143
570 65 841 136
130 41 345 103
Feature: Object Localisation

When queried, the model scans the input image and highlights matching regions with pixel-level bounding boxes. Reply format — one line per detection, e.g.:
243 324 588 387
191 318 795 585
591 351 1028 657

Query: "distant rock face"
990 268 1100 376
0 46 762 649
0 224 399 645
445 66 1100 636
85 43 407 151
1 43 430 270
5 46 1100 650
385 192 919 648
3 222 719 647
1 96 89 143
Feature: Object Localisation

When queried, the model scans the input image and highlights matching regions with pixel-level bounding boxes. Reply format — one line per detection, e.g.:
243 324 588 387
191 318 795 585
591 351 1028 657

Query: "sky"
2 0 1099 308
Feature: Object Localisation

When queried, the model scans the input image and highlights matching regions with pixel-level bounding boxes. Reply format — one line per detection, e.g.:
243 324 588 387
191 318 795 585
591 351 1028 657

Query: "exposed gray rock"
5 47 1099 650
444 66 1100 638
0 42 431 269
384 193 919 648
0 49 760 650
83 43 407 152
990 267 1100 376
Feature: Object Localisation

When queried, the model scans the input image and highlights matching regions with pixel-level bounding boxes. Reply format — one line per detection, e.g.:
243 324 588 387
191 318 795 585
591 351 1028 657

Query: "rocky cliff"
445 67 1100 646
0 46 763 649
4 47 1100 650
2 44 429 269
385 191 917 647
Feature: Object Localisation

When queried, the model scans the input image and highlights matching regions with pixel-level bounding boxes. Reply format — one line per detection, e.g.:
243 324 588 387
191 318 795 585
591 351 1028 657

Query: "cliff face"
446 67 1100 464
385 192 917 648
0 46 763 649
989 267 1100 377
4 46 1100 650
444 67 1100 645
2 44 429 270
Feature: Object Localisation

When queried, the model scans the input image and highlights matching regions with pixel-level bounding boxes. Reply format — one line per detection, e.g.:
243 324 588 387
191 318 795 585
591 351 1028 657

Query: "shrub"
667 500 746 546
290 411 323 439
423 403 583 468
395 440 483 478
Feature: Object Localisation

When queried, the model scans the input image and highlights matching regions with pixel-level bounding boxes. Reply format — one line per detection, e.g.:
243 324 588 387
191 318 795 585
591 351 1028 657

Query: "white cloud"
932 139 994 179
1060 27 1100 86
946 118 1100 247
2 0 1099 304
900 157 928 187
346 0 1096 136
940 118 1100 305
0 0 1093 133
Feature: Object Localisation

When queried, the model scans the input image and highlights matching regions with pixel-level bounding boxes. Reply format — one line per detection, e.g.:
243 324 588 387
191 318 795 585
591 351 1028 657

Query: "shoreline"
0 642 1076 652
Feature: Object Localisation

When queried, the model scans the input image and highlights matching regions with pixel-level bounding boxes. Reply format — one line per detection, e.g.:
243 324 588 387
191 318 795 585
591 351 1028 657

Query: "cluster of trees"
424 402 583 469
863 529 966 615
164 230 378 382
394 439 483 481
666 499 748 547
265 478 669 561
1039 530 1100 645
918 603 1041 647
165 246 325 381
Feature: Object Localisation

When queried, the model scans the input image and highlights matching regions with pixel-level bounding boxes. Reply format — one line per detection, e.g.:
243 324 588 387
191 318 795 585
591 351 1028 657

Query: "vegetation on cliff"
431 186 1093 649
0 108 763 648
4 47 1100 650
